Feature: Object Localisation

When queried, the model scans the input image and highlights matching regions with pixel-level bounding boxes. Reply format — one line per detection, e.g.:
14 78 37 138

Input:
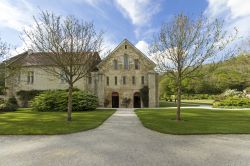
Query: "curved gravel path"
0 108 250 166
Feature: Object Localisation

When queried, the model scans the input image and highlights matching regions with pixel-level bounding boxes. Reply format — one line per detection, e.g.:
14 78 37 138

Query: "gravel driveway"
0 108 250 166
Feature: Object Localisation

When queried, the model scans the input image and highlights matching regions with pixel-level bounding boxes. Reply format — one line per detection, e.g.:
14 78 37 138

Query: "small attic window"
125 45 127 49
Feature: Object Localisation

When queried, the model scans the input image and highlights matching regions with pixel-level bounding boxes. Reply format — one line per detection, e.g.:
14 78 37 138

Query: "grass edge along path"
135 108 250 135
0 108 116 135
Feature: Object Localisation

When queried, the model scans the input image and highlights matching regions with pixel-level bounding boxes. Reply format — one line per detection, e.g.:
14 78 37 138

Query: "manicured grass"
0 108 115 135
159 99 213 107
135 108 250 134
181 99 214 105
159 101 199 107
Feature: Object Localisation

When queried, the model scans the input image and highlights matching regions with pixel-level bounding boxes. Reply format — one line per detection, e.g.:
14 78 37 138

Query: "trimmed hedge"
213 96 250 108
30 90 98 112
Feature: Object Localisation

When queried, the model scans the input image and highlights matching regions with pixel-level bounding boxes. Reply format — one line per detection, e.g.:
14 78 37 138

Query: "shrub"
30 90 98 112
16 90 44 107
181 94 216 100
220 89 245 98
0 97 18 112
245 87 250 94
0 98 4 105
213 96 250 108
104 99 110 107
121 98 131 108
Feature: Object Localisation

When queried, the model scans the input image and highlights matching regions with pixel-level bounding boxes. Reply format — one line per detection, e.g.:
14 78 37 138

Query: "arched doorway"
133 92 141 108
112 92 119 108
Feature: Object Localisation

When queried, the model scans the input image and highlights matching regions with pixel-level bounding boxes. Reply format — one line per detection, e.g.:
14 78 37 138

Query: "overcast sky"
0 0 249 56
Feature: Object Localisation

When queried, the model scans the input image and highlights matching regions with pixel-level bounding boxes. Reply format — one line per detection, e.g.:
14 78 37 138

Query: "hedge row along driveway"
0 108 115 135
135 108 250 134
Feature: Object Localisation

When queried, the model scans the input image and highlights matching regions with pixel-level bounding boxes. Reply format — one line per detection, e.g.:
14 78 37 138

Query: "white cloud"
135 40 149 55
0 0 34 31
115 0 160 25
205 0 250 42
100 35 118 58
135 40 157 63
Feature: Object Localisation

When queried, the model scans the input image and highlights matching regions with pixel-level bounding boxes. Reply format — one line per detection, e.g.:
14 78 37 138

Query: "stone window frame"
124 54 129 70
113 59 118 70
27 71 34 84
141 76 144 85
59 70 66 84
17 71 21 84
123 76 126 85
132 76 135 85
106 76 109 86
88 76 92 84
134 59 140 70
115 76 118 85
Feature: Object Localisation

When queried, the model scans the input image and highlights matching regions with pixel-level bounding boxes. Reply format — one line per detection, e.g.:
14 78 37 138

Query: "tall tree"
150 14 237 121
0 36 10 95
0 36 9 61
23 11 103 121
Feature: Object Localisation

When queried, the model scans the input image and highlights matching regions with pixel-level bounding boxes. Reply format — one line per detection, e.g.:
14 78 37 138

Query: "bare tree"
0 36 9 61
150 14 237 121
23 11 103 121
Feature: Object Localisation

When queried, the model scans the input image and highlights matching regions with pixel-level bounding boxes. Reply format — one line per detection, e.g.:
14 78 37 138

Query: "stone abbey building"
5 39 159 108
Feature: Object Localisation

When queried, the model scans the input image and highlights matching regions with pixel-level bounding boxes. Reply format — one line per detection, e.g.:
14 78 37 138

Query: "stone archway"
133 92 141 108
112 92 119 108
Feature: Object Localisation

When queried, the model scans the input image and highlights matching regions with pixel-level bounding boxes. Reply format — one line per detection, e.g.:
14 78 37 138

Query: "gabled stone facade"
5 39 159 108
88 39 159 108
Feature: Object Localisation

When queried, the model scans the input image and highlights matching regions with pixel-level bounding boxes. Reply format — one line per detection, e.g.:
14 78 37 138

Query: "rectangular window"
123 76 126 85
141 76 144 85
17 72 21 83
115 76 117 85
124 55 129 70
106 76 109 86
135 59 140 70
132 76 135 85
60 71 66 83
125 45 127 49
88 77 92 84
113 60 118 70
27 71 34 84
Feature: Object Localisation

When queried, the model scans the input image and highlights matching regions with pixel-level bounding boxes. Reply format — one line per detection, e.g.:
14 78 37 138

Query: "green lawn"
0 108 115 135
135 108 250 134
159 99 213 107
159 101 199 107
181 99 214 105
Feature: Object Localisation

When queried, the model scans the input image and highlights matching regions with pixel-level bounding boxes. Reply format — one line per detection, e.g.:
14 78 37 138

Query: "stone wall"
97 39 159 108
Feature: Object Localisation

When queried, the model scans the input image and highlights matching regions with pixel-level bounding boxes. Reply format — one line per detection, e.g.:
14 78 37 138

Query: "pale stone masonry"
5 39 159 108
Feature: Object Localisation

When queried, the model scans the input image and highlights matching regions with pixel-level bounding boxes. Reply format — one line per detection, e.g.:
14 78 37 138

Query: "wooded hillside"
160 54 250 97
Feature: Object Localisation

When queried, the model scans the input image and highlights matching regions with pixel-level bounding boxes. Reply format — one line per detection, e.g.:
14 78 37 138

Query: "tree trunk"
176 82 181 121
67 83 73 121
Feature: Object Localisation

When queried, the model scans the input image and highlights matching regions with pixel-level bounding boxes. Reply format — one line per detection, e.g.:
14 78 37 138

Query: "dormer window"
124 54 129 70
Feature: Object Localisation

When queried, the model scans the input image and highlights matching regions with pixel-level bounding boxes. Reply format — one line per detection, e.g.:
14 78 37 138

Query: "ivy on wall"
140 86 149 107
